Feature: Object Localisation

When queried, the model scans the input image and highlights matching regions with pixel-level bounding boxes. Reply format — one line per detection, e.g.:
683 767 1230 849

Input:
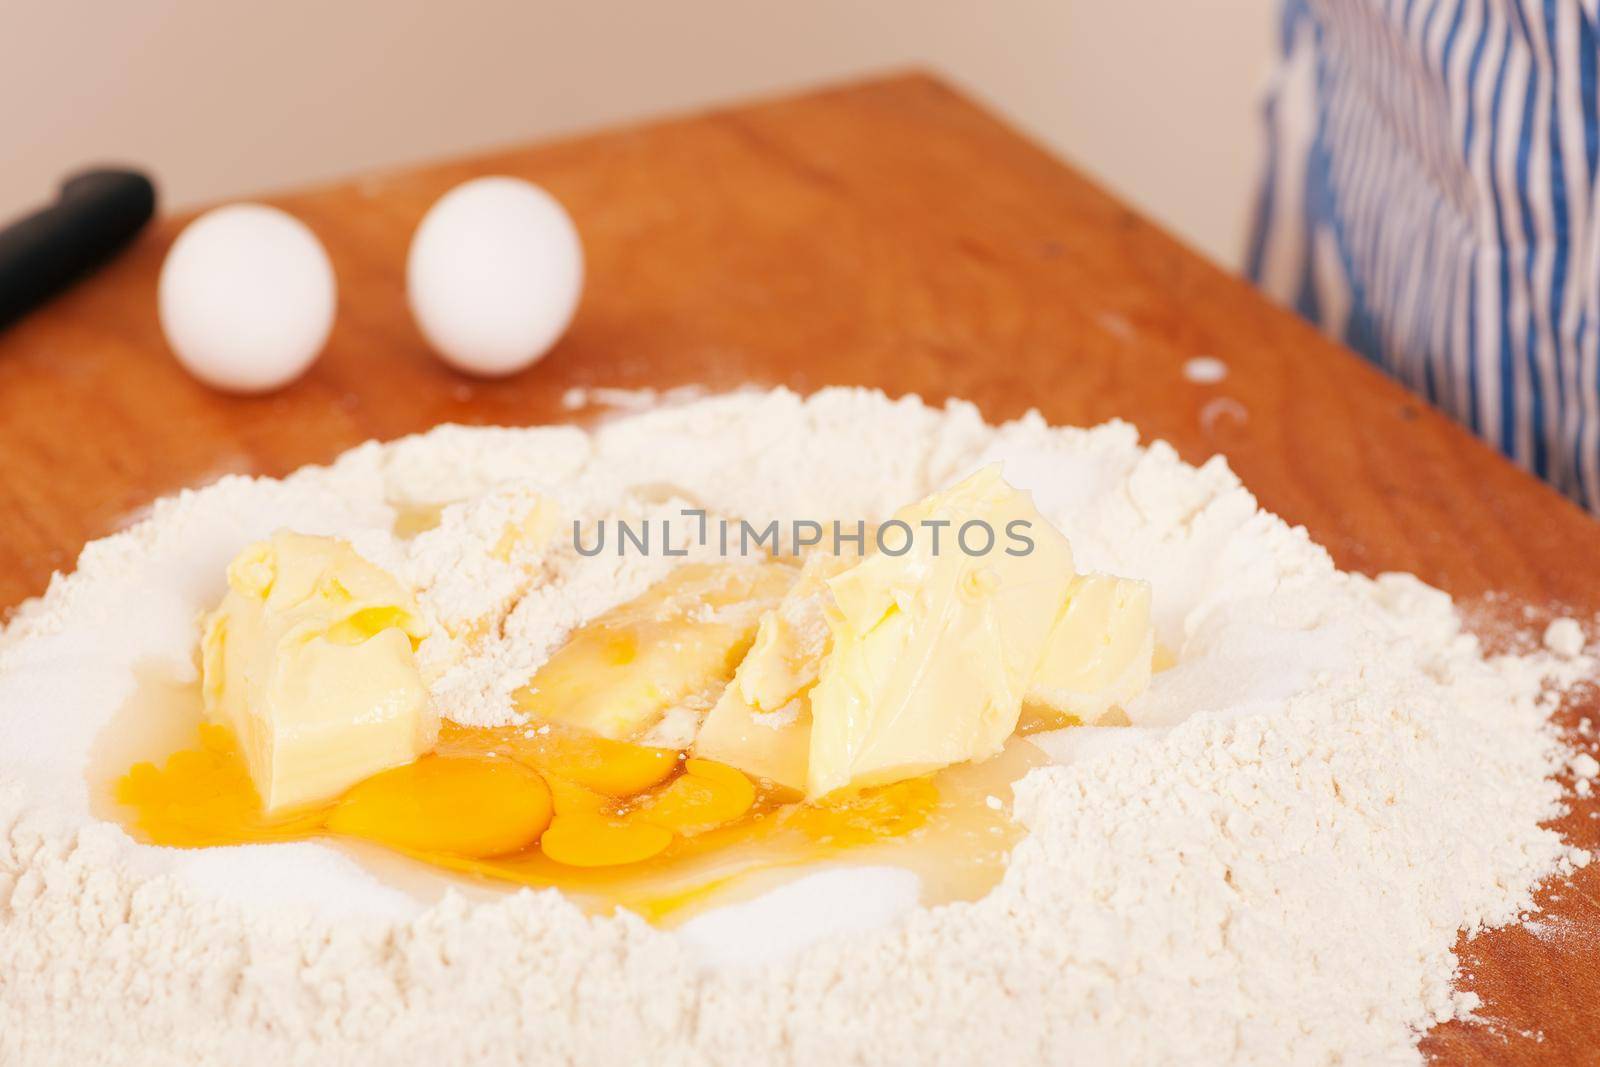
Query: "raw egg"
157 204 336 393
406 176 584 377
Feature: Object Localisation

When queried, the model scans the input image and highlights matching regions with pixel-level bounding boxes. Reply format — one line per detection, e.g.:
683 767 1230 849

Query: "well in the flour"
107 463 1154 922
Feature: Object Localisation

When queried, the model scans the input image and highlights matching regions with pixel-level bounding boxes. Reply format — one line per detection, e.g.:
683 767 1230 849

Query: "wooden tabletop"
2 71 1598 1062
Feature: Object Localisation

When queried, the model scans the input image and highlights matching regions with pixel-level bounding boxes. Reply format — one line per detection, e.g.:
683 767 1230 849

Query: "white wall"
2 0 1276 269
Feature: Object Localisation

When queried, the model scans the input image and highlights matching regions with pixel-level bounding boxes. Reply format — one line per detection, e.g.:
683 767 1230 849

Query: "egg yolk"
110 557 1047 923
113 713 1037 923
326 756 552 858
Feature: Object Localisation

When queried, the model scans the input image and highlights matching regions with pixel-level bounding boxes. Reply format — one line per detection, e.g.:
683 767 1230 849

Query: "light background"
3 0 1276 269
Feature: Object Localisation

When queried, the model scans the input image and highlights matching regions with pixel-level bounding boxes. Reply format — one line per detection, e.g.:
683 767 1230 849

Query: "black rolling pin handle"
0 167 157 331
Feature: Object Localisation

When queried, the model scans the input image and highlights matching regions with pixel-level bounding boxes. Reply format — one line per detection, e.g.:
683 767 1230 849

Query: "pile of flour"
0 387 1592 1065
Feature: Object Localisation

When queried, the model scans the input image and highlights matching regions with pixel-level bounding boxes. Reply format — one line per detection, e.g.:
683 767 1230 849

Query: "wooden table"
2 72 1597 1063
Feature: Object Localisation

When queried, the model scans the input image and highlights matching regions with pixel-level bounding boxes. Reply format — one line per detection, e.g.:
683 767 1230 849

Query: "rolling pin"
0 168 156 330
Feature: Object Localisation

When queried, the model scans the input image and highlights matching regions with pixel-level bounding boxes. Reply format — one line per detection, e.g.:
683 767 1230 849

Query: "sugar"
675 866 920 969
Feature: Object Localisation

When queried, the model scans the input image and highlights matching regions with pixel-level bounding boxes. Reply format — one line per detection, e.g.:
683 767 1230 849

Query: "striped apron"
1249 0 1600 511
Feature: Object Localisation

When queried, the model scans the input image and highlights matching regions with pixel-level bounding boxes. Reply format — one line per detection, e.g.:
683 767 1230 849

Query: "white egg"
158 204 336 394
406 176 584 377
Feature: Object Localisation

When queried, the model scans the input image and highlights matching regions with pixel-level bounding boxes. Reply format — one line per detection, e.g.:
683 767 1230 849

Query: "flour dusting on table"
0 387 1592 1065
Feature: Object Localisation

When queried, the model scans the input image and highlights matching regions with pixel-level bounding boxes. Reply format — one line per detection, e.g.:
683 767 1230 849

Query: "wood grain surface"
2 72 1598 1062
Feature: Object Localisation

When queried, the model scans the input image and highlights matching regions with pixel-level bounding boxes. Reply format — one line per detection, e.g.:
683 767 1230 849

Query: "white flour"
0 387 1592 1065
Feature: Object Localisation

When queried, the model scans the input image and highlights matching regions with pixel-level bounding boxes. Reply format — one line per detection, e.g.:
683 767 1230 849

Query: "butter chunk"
516 562 796 740
490 494 563 562
200 532 434 814
804 466 1075 799
737 548 854 712
1028 573 1154 725
694 550 853 791
695 686 812 793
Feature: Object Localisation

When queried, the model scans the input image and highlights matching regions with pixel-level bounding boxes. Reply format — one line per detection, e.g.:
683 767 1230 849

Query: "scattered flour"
0 387 1593 1065
1198 395 1249 434
1545 616 1587 659
1182 355 1229 384
560 384 708 413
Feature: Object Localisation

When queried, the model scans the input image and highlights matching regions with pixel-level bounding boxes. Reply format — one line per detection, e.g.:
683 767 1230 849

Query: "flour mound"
0 387 1590 1066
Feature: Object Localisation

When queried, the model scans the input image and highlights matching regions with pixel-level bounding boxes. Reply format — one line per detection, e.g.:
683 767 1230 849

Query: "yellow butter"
490 495 563 562
516 562 796 740
695 548 853 790
737 548 853 712
694 470 1160 798
1027 573 1154 725
200 532 434 813
804 466 1075 799
695 686 812 792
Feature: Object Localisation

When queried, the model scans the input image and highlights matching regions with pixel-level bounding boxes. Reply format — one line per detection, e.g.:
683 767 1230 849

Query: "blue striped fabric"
1249 0 1600 511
